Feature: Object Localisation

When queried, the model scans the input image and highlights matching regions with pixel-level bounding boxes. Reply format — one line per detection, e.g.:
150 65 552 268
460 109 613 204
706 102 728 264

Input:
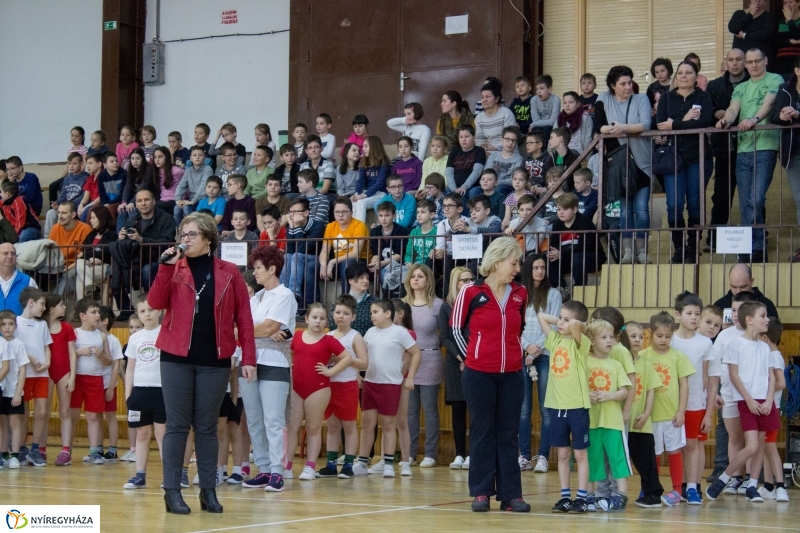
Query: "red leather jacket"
148 257 256 366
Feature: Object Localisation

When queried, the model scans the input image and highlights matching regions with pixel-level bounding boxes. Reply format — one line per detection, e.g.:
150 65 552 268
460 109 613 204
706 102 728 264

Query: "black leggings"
451 400 468 458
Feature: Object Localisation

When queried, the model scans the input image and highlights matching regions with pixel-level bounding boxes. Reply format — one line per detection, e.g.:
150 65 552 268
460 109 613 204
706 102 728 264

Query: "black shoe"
199 488 223 513
634 494 663 508
551 497 572 513
500 498 531 512
685 248 697 263
707 464 725 482
569 497 588 513
670 249 685 264
164 489 191 514
471 495 490 512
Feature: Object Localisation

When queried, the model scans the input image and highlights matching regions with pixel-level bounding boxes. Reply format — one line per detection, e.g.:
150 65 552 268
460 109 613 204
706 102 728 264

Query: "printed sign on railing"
715 227 752 254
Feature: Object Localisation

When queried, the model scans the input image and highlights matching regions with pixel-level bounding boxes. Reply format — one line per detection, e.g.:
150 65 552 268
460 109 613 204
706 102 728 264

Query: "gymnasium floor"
5 449 798 532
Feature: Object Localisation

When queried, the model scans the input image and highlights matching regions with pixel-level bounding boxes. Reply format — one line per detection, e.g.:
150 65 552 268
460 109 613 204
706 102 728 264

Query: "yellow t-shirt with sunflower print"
640 346 696 423
544 330 592 410
586 355 631 431
629 356 662 434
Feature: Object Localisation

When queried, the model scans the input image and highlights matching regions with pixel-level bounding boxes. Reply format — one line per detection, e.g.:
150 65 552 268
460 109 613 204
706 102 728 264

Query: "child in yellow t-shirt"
625 321 665 508
538 300 592 513
639 311 696 507
584 320 632 512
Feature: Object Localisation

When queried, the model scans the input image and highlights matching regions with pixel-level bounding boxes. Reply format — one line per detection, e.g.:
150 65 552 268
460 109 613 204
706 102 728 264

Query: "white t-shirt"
15 316 52 379
125 326 162 388
364 324 416 385
250 285 297 367
770 350 785 408
102 334 125 388
75 328 106 376
329 328 358 383
722 337 777 401
319 133 337 160
670 333 713 411
708 326 744 405
1 338 27 398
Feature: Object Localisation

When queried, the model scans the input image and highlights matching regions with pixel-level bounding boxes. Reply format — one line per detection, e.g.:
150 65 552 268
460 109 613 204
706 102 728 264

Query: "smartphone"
692 104 702 111
281 328 293 340
723 307 733 324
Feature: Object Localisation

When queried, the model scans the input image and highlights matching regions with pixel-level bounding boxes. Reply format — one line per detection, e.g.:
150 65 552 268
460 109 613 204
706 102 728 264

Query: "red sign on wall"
222 10 238 25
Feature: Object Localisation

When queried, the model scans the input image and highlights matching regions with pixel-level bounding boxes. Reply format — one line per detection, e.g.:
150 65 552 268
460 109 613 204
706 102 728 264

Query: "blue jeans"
664 159 713 225
18 227 41 243
282 253 318 309
619 186 651 239
519 353 551 459
736 150 777 251
174 203 196 226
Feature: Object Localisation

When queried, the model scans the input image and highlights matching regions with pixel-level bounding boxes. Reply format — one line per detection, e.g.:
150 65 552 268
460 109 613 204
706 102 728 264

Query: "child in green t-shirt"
538 300 592 514
403 199 437 265
584 319 632 512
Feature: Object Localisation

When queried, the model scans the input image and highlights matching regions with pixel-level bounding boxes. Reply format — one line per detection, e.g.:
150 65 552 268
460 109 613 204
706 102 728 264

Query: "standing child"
44 293 77 466
120 314 144 463
404 199 438 266
98 306 124 460
640 311 696 507
698 305 723 340
580 73 599 119
284 304 351 480
0 312 26 469
387 103 432 160
317 295 368 478
510 76 534 137
384 299 416 476
758 318 789 502
340 115 370 158
16 288 52 467
502 168 531 230
122 295 166 489
139 126 159 163
419 136 449 198
352 300 421 478
392 136 423 192
315 114 337 160
174 145 213 224
116 125 139 170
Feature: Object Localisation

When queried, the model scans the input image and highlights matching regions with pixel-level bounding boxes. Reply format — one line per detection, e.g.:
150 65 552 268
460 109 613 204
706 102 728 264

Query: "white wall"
0 0 103 163
144 0 290 151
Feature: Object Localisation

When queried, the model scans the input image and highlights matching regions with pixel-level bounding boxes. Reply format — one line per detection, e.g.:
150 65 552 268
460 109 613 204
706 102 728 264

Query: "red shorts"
361 381 402 417
325 380 359 421
23 377 49 401
70 375 105 413
104 387 117 413
684 409 708 441
766 429 778 443
737 400 781 433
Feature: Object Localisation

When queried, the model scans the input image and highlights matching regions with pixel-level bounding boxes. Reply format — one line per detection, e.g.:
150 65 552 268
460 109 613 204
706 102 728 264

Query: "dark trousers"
462 367 524 500
548 249 598 288
160 361 230 490
714 409 729 468
451 400 468 458
628 432 664 497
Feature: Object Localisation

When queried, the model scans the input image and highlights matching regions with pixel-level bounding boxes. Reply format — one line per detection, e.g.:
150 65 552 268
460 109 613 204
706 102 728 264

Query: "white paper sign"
445 14 468 35
451 233 483 260
221 242 248 266
715 226 752 254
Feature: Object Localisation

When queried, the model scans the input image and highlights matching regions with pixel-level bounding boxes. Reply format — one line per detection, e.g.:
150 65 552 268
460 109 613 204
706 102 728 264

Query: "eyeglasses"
745 58 765 65
387 185 403 190
333 210 351 215
526 141 541 145
502 137 518 142
443 203 459 209
179 231 200 240
224 153 237 158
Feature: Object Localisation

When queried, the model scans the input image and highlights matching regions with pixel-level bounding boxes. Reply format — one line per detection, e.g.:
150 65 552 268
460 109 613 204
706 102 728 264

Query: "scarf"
438 108 474 146
557 108 584 133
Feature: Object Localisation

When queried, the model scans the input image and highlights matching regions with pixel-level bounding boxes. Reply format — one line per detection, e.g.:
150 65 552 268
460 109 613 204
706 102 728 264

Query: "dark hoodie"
770 74 800 168
713 287 779 319
707 69 750 155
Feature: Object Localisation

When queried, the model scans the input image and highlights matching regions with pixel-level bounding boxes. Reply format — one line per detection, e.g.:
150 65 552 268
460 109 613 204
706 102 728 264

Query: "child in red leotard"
284 303 352 481
44 293 78 466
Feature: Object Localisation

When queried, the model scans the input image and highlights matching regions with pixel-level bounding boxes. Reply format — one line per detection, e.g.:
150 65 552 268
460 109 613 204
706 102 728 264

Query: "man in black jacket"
705 49 749 252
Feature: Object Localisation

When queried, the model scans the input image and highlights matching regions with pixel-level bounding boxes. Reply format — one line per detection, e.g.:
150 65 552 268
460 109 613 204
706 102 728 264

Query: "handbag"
651 94 683 175
602 99 647 204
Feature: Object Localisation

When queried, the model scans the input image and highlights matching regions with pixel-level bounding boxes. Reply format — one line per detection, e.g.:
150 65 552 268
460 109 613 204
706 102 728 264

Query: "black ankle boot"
200 488 223 513
164 489 191 514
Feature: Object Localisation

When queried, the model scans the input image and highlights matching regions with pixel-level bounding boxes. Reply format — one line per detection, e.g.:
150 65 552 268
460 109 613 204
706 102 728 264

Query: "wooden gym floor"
4 448 798 532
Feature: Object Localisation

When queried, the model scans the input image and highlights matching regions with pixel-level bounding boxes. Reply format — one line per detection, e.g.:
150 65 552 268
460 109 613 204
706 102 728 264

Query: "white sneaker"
462 456 470 470
518 456 532 471
776 487 790 502
192 473 200 485
283 468 294 480
299 466 315 480
533 455 548 473
336 455 345 465
369 460 385 474
758 486 776 500
400 461 412 476
120 450 136 462
8 457 20 469
449 455 465 469
352 463 369 476
383 464 395 478
419 457 437 468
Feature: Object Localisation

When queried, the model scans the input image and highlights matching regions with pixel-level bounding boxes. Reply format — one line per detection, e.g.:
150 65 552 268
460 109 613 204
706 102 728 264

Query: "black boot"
200 488 223 513
164 489 191 514
669 220 686 264
686 217 700 262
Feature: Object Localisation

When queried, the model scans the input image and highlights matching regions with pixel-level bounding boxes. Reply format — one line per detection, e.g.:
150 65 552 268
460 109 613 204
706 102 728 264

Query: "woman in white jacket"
387 103 432 160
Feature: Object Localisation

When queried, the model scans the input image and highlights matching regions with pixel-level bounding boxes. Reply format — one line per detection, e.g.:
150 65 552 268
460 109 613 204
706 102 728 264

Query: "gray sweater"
531 95 562 128
475 107 516 150
175 165 213 204
596 92 653 178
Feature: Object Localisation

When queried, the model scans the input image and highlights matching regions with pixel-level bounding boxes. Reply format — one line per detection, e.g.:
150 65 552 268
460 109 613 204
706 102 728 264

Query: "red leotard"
48 321 77 383
290 333 345 399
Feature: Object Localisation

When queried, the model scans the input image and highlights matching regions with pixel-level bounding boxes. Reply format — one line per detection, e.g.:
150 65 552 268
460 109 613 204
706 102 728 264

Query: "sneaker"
472 495 490 512
8 457 20 469
462 456 469 470
192 473 200 485
419 457 437 468
776 487 790 502
706 465 725 482
316 462 339 478
26 449 46 467
533 455 548 473
737 481 749 495
705 479 727 501
598 495 626 512
369 460 385 474
265 473 285 492
620 248 634 264
123 476 146 489
283 468 294 480
449 455 465 469
758 486 776 500
55 451 71 466
518 456 532 471
636 251 652 264
586 495 596 512
400 462 412 477
569 497 588 513
222 470 229 481
102 451 118 461
352 463 369 476
686 488 702 505
120 450 135 462
181 470 190 488
88 452 105 465
299 466 315 480
18 446 28 465
634 494 662 508
383 464 395 478
242 472 271 488
551 497 572 513
724 478 743 495
745 486 764 502
660 490 681 507
226 473 244 484
500 498 530 512
338 464 354 479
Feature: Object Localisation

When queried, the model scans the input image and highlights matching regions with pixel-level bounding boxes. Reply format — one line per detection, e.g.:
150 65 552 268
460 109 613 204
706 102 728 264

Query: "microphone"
159 243 187 264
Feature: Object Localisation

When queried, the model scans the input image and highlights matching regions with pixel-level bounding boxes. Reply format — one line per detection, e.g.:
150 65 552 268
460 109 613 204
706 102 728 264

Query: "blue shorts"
550 408 590 450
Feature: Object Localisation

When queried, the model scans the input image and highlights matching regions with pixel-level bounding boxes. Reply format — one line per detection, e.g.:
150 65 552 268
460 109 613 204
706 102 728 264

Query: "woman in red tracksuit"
451 236 530 513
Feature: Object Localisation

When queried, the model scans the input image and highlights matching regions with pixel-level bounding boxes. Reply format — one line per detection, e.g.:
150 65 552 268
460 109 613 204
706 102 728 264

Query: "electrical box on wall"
143 42 165 85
